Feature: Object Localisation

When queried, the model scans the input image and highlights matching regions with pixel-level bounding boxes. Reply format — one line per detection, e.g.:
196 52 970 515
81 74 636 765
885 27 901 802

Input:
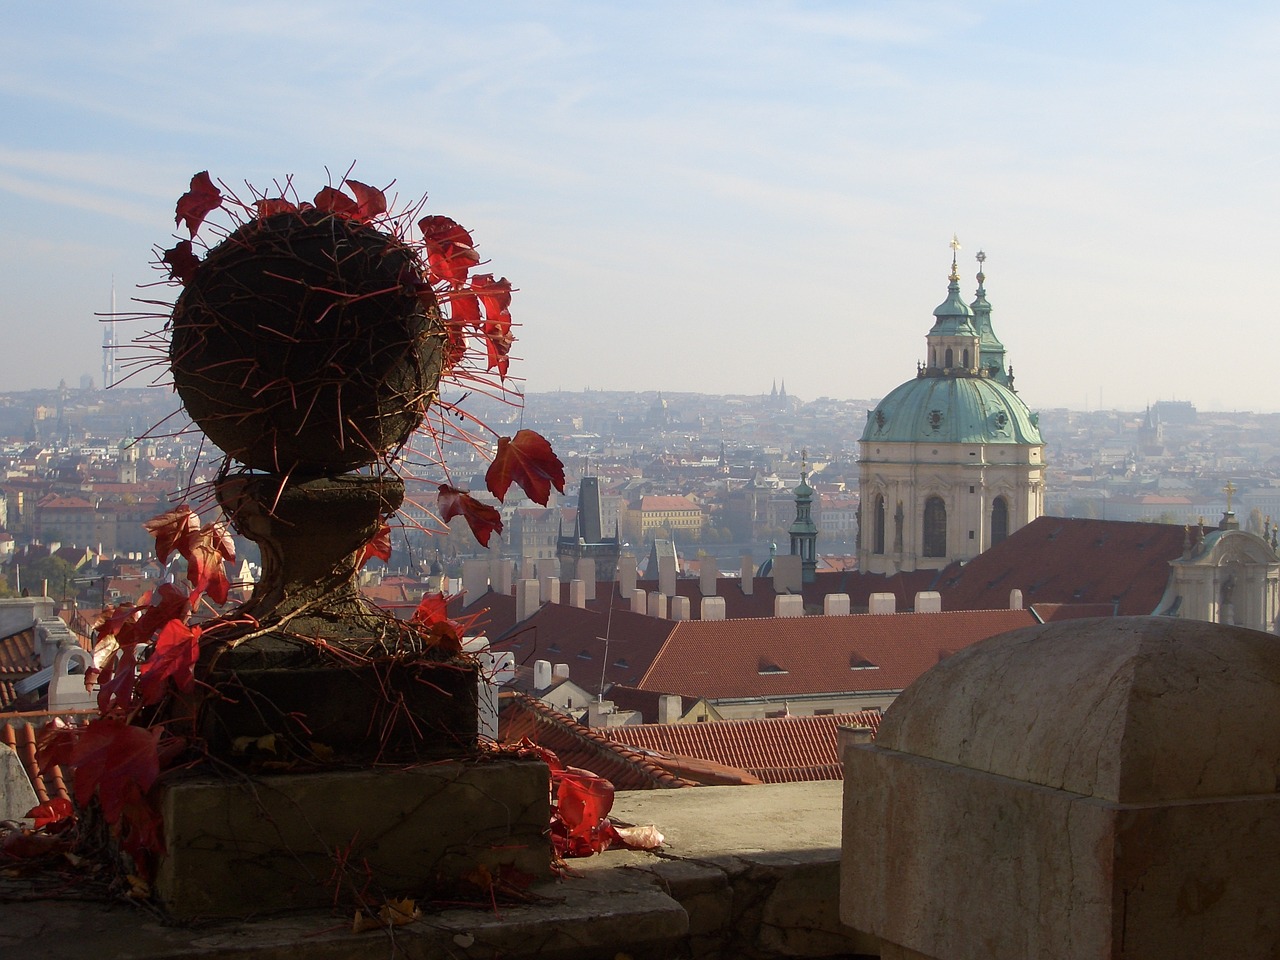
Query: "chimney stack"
647 592 668 619
700 557 718 597
701 596 726 621
658 553 677 597
619 553 637 598
775 594 804 618
824 593 851 616
569 579 587 608
1009 588 1024 610
671 596 691 621
516 579 541 621
578 558 596 600
868 593 896 615
533 659 552 690
914 591 942 613
741 554 754 595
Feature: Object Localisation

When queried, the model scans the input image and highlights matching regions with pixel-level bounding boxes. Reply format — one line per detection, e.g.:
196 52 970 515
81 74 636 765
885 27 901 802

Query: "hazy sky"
2 2 1277 412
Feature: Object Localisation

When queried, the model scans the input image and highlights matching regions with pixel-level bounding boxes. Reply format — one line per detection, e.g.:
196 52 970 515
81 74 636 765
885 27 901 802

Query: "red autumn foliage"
410 592 449 626
484 316 513 378
143 505 199 563
182 522 235 605
471 274 512 322
313 185 358 218
67 718 162 826
345 179 387 221
142 507 233 605
161 241 201 284
359 521 393 569
437 484 503 547
419 215 480 285
485 430 566 506
553 767 616 858
445 290 482 328
25 797 74 830
136 621 202 705
254 197 299 218
410 591 463 654
174 171 223 238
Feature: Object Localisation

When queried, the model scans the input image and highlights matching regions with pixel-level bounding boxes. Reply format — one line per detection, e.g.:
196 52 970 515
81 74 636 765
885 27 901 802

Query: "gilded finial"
949 234 961 282
1224 479 1236 513
975 249 986 289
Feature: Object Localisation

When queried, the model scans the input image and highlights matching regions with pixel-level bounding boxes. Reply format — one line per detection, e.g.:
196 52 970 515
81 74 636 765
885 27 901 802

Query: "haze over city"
2 2 1276 410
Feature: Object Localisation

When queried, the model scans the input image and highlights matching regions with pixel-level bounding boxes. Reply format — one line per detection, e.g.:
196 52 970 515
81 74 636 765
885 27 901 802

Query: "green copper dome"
861 375 1042 445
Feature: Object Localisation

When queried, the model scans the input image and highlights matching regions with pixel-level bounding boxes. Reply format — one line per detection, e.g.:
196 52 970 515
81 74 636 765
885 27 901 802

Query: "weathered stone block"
155 758 550 919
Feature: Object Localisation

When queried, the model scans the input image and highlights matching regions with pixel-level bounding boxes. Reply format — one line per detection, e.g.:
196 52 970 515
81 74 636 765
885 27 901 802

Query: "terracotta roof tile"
605 711 882 784
637 609 1035 700
498 693 695 790
1 720 70 804
935 516 1186 615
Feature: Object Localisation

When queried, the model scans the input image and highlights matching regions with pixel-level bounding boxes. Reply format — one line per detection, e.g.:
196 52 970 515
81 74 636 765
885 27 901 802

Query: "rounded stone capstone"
877 616 1280 803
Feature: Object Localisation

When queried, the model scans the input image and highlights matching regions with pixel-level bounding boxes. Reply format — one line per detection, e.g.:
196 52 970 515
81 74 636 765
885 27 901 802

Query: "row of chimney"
462 555 1025 623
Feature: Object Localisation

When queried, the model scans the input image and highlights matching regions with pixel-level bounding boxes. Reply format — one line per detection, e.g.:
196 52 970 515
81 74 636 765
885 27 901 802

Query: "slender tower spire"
102 278 118 389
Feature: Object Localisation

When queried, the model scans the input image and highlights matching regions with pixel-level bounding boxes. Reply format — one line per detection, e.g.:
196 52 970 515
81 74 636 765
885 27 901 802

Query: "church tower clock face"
857 245 1044 574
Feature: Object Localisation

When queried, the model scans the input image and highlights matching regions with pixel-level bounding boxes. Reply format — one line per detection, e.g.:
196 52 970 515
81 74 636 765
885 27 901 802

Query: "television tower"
102 279 118 389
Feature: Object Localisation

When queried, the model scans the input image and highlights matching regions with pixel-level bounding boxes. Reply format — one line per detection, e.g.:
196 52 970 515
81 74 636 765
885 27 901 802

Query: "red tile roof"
933 516 1187 615
1 719 71 804
486 601 677 695
637 609 1037 700
605 711 883 784
498 693 695 790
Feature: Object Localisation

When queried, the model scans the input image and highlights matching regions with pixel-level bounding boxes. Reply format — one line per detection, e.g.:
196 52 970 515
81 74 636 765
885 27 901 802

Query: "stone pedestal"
156 758 550 920
841 617 1280 959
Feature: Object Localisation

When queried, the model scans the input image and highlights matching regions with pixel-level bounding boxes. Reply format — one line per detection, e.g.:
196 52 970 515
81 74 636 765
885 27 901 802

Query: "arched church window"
991 496 1008 545
944 347 953 368
962 348 970 368
923 496 947 558
873 495 885 555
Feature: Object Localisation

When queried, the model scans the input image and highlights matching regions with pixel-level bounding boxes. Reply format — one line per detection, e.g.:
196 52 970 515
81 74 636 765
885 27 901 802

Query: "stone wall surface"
842 616 1280 959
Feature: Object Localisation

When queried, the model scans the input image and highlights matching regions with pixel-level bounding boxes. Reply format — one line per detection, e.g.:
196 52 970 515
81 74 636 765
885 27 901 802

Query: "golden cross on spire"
949 234 961 281
1224 479 1236 512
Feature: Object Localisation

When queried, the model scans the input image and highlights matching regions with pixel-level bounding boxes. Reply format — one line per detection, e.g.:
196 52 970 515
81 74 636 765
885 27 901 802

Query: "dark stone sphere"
170 211 443 475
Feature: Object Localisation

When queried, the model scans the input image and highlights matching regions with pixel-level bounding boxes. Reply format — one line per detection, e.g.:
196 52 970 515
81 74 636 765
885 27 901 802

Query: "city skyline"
3 3 1278 411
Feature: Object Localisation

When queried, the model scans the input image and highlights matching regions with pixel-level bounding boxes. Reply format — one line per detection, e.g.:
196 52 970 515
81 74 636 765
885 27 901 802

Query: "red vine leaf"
484 314 513 379
437 484 503 547
485 430 566 506
96 643 138 715
131 582 193 644
137 621 201 705
25 797 74 830
182 522 235 605
445 290 482 328
360 522 392 568
161 241 201 284
175 171 223 238
411 592 449 626
254 197 299 218
70 718 162 826
345 179 387 222
419 216 480 284
471 274 512 322
143 505 199 564
313 185 358 217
